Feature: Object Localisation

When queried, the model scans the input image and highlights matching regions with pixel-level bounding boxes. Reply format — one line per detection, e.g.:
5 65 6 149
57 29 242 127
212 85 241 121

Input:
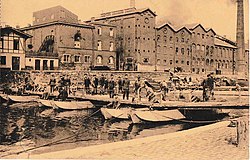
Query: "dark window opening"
14 39 19 50
0 56 6 65
143 58 149 63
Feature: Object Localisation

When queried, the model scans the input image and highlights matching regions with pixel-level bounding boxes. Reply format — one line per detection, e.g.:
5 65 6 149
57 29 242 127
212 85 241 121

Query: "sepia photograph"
0 0 249 159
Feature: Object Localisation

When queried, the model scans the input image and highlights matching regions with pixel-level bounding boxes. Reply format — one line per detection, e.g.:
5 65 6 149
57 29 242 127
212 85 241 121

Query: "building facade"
87 8 157 71
33 6 78 25
155 23 240 75
14 5 248 74
21 21 116 70
0 27 31 71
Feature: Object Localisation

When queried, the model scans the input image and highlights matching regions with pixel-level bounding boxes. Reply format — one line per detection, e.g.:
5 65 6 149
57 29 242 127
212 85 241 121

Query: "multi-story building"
33 5 78 25
156 23 192 72
156 23 239 75
86 7 157 71
0 27 32 71
21 6 116 70
16 5 248 75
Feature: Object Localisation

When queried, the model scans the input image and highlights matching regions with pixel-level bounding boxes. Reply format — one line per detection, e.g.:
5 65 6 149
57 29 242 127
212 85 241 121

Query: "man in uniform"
49 74 56 94
108 75 115 98
123 74 130 100
84 74 91 94
117 76 123 94
99 74 105 95
92 75 99 95
207 73 215 100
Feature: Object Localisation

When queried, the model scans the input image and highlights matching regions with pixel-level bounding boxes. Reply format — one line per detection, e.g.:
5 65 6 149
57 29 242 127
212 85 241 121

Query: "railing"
26 52 58 58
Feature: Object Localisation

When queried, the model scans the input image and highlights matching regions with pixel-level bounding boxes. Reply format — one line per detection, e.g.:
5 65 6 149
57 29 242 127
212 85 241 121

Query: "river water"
0 102 204 155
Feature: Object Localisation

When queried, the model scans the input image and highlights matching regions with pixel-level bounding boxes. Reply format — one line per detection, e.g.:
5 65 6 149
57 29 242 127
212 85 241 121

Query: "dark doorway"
35 60 40 70
43 60 48 70
12 57 20 70
50 60 54 70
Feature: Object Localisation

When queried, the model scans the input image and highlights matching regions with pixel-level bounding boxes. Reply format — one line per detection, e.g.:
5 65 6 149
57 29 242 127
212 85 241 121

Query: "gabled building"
0 27 32 71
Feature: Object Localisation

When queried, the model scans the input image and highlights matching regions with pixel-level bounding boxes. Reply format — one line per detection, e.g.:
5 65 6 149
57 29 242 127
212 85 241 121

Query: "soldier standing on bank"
49 74 56 94
123 74 130 100
134 76 143 99
99 74 105 95
104 77 109 94
84 74 91 94
108 75 115 98
117 76 123 94
92 75 99 95
65 75 71 95
207 73 215 100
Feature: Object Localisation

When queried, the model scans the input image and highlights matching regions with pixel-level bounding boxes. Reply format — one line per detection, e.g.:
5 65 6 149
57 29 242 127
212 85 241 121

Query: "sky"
1 0 249 42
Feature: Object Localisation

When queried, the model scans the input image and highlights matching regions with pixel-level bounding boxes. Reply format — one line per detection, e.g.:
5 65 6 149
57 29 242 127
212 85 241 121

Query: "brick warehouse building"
17 5 248 74
155 23 240 75
21 6 116 71
86 6 248 74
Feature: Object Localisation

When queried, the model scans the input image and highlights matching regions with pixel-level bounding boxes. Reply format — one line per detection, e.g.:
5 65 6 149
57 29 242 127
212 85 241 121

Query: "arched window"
108 56 114 64
206 46 209 56
96 55 103 64
192 44 196 52
206 59 209 66
196 44 200 50
210 59 214 66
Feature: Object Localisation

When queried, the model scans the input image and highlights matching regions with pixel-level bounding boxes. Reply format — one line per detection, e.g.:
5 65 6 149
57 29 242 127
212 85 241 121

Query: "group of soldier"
82 74 131 99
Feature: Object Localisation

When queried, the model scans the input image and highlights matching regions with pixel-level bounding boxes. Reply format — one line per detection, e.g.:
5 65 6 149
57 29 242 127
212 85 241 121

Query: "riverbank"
5 118 248 159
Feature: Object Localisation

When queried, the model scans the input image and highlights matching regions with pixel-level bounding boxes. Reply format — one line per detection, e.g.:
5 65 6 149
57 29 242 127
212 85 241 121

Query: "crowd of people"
1 71 225 103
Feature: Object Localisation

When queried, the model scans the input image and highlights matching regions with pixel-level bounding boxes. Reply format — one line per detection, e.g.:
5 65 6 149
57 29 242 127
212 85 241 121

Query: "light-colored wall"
0 53 25 70
25 57 59 70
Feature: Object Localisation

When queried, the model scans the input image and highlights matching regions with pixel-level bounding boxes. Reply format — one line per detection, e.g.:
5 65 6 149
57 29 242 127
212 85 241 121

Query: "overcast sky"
2 0 249 42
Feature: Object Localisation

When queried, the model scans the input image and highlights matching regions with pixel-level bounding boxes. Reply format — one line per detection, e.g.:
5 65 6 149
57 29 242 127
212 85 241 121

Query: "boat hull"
100 108 131 120
39 99 56 108
130 109 185 124
8 95 39 103
53 101 94 110
0 94 9 102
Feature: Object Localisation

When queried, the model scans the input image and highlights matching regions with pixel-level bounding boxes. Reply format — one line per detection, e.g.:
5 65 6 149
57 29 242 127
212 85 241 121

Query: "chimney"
130 0 136 8
236 0 246 76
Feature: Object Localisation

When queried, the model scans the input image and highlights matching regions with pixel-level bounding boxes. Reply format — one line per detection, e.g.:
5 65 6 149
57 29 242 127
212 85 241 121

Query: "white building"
0 27 32 70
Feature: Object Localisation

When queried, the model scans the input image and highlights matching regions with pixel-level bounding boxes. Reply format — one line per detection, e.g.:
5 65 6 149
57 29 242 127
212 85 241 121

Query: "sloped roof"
214 37 237 48
183 23 199 30
156 22 176 32
20 21 94 31
1 27 32 39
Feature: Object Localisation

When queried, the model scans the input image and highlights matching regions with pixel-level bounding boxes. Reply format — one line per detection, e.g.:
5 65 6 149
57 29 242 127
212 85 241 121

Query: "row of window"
74 40 114 51
192 32 214 39
0 37 20 50
157 59 190 65
97 27 114 37
63 54 115 64
157 36 190 44
97 41 114 51
135 25 151 29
